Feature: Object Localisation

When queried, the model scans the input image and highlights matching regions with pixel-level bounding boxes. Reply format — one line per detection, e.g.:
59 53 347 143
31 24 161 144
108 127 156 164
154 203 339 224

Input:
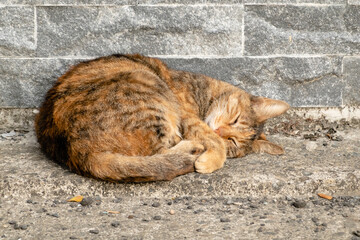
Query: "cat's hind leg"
86 142 203 182
82 139 204 182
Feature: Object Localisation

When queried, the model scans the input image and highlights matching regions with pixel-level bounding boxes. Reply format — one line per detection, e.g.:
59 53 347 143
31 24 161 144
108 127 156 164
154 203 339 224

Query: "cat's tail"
85 140 204 182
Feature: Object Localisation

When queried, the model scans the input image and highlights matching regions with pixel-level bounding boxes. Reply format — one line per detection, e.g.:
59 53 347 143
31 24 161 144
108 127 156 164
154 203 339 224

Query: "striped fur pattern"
35 54 289 182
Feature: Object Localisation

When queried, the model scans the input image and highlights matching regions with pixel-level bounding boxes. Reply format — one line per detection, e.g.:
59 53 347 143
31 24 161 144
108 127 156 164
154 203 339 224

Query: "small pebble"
112 198 122 203
239 210 245 214
193 210 203 214
111 221 120 228
80 197 93 207
292 200 307 208
128 215 135 219
152 202 160 207
89 229 99 234
169 209 175 215
220 218 230 223
20 224 28 230
47 213 59 218
153 216 161 220
311 217 319 223
8 220 17 225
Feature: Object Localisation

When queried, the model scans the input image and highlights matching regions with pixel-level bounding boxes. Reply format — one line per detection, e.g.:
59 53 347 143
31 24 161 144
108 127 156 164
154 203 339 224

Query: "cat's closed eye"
228 137 238 147
229 114 240 125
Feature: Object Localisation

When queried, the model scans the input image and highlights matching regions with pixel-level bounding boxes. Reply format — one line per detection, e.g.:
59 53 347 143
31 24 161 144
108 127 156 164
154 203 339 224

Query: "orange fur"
35 54 289 182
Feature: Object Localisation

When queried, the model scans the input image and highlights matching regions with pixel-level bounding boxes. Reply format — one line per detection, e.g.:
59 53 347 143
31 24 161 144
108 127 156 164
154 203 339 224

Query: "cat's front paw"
165 140 204 156
195 149 226 174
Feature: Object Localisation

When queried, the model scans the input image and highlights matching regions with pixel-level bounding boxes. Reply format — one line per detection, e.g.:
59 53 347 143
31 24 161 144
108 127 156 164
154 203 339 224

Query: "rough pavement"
0 117 360 239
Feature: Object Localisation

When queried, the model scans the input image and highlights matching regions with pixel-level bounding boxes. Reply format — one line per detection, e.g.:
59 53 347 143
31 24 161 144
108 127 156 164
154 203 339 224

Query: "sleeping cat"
35 54 289 182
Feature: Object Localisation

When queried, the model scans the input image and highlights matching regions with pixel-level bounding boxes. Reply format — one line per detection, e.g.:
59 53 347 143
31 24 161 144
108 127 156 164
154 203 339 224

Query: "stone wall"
1 1 359 109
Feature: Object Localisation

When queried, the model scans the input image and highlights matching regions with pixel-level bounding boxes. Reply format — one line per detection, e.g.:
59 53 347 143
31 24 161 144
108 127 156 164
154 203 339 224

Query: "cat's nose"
215 128 221 136
215 126 228 137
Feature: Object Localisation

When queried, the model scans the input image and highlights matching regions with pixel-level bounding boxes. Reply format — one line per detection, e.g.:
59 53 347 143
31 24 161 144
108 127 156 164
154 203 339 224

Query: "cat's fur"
35 54 289 182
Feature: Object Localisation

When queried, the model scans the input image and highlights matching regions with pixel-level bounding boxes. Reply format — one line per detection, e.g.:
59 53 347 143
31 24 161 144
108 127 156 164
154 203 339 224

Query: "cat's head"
205 91 290 158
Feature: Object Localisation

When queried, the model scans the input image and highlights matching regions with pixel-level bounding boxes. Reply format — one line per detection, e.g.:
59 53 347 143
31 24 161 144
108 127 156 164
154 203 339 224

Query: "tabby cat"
35 54 289 182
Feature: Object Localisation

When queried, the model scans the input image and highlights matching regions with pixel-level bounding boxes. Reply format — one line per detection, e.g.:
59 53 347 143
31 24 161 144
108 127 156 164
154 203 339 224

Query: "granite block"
0 59 79 108
0 56 345 108
343 57 360 105
0 57 344 107
36 5 243 57
164 57 343 107
245 5 360 56
0 6 35 57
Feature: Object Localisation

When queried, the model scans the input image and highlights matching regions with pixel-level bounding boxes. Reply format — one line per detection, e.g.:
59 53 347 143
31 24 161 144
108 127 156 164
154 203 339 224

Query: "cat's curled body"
35 54 289 182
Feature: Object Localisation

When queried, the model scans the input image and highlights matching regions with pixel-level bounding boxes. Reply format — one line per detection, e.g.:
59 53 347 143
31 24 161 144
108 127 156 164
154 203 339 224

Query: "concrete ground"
0 115 359 240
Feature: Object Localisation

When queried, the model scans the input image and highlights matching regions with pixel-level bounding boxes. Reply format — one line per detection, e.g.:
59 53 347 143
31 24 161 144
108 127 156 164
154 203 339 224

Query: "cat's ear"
252 140 284 155
251 97 290 122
